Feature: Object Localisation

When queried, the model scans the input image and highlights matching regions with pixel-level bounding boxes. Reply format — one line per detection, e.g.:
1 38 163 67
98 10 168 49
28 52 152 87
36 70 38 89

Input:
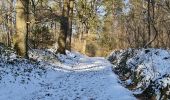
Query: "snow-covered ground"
0 47 135 100
108 48 170 99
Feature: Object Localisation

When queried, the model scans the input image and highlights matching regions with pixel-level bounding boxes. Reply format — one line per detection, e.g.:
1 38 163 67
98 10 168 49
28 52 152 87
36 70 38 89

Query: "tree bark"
66 0 74 51
13 0 29 58
57 0 69 54
147 0 151 48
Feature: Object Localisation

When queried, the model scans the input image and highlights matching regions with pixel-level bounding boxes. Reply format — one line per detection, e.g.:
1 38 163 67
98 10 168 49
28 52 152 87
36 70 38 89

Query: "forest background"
0 0 170 57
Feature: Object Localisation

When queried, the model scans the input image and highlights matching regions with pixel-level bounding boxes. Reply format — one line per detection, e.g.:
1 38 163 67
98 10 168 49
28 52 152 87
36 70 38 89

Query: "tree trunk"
66 0 74 51
147 0 151 48
57 0 69 54
13 0 29 58
144 0 157 48
8 0 14 47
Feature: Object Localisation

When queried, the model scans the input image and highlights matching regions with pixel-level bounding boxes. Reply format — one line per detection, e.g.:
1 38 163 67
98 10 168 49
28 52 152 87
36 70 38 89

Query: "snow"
0 48 136 100
127 49 170 88
108 48 170 99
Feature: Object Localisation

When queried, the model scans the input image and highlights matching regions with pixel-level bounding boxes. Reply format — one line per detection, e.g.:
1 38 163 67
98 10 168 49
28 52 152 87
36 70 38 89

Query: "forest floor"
0 47 136 100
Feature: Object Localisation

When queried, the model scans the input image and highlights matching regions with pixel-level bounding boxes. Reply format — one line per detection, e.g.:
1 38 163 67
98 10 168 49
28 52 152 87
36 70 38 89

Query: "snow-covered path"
0 51 136 100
